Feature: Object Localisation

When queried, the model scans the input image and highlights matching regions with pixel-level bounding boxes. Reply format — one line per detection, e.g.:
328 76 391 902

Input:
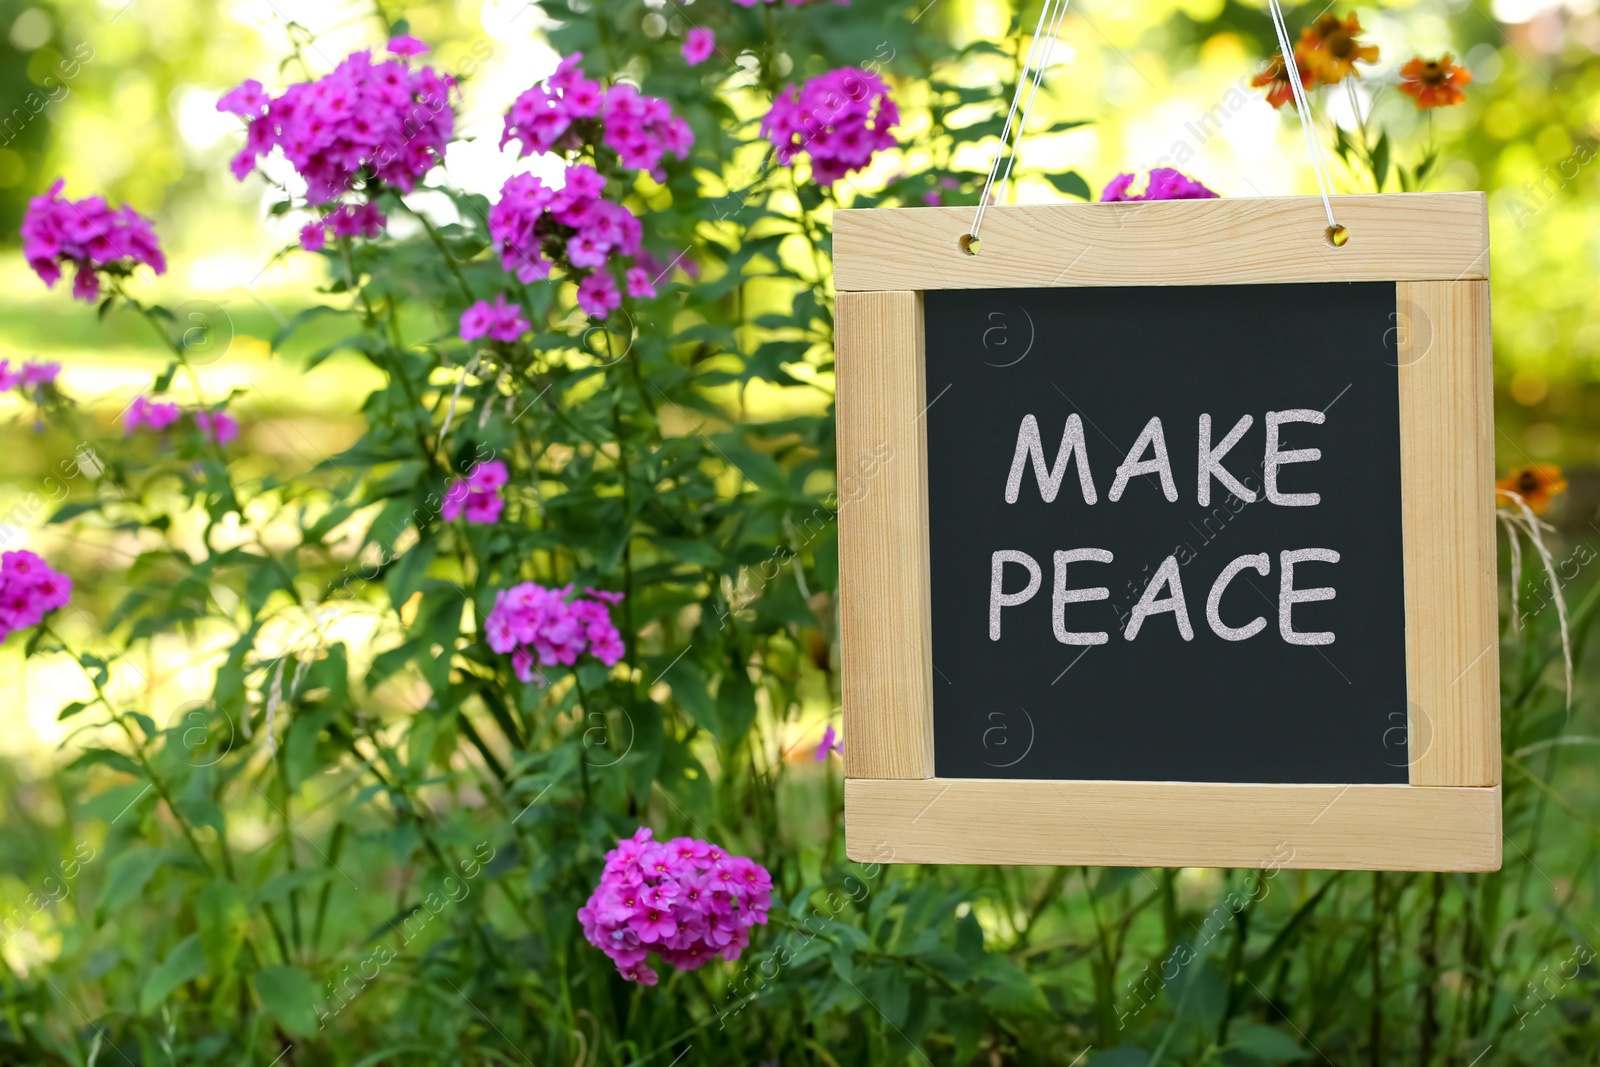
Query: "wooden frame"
835 193 1501 872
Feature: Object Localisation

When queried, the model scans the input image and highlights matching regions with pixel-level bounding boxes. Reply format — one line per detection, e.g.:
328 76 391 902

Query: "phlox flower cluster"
500 54 692 180
124 397 240 445
0 359 61 393
458 295 529 344
442 460 508 525
487 166 656 319
0 550 72 643
218 38 456 211
125 395 179 433
578 828 773 986
762 69 898 186
195 410 240 445
815 722 843 761
484 582 625 682
21 180 167 302
681 28 715 66
1100 168 1218 202
299 203 387 252
920 175 962 206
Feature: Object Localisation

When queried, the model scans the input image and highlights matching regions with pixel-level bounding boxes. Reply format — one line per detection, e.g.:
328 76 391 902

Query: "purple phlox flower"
487 56 687 319
442 459 508 525
195 409 240 445
682 28 715 66
815 722 843 761
576 271 620 318
21 360 61 387
761 69 898 186
299 221 328 251
217 79 270 118
579 828 772 981
328 203 386 239
459 295 529 344
124 394 181 434
218 45 455 215
1100 167 1218 202
21 180 166 301
387 35 429 57
483 580 626 672
624 266 656 299
0 550 71 642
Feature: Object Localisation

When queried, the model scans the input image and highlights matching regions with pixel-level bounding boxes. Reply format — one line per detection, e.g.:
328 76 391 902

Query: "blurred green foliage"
0 0 1594 1064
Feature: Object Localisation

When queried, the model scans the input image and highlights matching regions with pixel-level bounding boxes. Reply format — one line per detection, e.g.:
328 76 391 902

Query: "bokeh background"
1 0 1595 751
0 0 1598 1061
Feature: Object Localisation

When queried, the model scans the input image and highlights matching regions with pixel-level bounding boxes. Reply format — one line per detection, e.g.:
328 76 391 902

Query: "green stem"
408 202 476 303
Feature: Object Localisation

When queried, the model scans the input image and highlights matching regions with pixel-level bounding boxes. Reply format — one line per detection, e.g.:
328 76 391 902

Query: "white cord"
969 0 1070 244
1265 0 1341 233
968 0 1342 248
996 0 1072 208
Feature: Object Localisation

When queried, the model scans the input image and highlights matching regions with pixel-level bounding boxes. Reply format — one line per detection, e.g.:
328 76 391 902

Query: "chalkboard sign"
833 194 1501 872
925 281 1407 785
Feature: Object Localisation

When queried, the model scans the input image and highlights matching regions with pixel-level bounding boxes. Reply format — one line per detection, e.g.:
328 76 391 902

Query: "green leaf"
272 305 349 352
744 341 810 386
98 846 167 919
1245 872 1343 984
646 536 723 569
975 956 1050 1014
385 539 438 606
47 502 100 525
254 965 320 1036
1228 1024 1307 1063
69 747 141 777
1371 131 1391 191
1330 123 1351 162
1170 956 1227 1029
79 782 153 823
197 880 248 976
711 437 788 496
140 934 205 1014
712 663 757 745
1042 170 1093 200
661 655 715 726
251 868 336 908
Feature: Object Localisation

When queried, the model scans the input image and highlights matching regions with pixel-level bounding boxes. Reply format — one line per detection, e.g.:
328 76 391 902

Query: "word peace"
989 547 1340 647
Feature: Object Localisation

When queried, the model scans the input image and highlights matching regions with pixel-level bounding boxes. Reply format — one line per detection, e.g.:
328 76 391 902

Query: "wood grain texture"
1399 281 1500 786
833 193 1488 292
846 779 1502 871
836 290 935 779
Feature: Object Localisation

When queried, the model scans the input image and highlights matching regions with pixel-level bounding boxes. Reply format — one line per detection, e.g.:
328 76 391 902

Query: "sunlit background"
0 0 1595 763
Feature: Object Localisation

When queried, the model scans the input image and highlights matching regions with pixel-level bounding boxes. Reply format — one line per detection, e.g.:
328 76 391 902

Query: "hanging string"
995 0 1072 214
964 0 1348 253
1265 0 1347 244
965 0 1071 252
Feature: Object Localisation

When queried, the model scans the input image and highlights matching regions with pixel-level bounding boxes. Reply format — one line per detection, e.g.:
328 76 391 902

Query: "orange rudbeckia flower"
1299 13 1380 84
1497 464 1568 514
1251 50 1314 109
1398 54 1472 109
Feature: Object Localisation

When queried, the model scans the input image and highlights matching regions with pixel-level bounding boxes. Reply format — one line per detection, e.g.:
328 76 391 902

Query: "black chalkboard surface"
924 282 1408 784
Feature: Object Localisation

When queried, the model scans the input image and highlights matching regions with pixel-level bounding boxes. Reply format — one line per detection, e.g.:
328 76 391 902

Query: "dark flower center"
1420 62 1448 86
